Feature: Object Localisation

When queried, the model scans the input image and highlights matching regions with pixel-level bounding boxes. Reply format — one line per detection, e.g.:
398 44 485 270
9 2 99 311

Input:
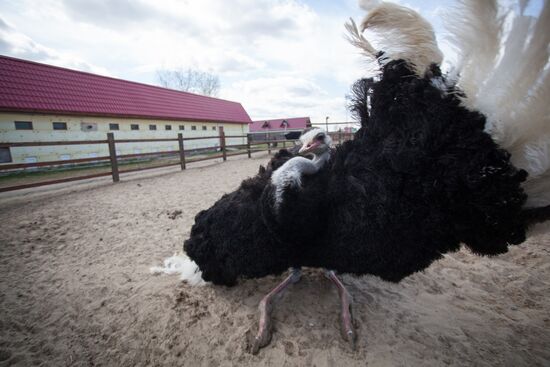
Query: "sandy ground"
0 152 549 367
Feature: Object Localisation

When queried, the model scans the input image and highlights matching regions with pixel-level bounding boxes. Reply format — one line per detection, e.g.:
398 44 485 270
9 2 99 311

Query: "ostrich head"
298 128 333 157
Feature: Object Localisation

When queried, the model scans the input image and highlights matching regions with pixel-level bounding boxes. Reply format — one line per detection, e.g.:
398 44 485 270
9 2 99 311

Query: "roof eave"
0 107 251 125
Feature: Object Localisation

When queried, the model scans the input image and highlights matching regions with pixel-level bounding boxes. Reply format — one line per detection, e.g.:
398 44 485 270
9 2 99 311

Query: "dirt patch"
167 210 183 220
0 152 549 366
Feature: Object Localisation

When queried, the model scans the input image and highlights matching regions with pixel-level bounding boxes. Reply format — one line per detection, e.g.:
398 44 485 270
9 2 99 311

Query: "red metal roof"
249 117 311 132
0 55 251 124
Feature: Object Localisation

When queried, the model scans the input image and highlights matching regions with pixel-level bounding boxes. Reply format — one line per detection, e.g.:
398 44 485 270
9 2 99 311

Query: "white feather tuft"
347 2 443 76
345 18 377 55
150 252 206 286
444 0 550 207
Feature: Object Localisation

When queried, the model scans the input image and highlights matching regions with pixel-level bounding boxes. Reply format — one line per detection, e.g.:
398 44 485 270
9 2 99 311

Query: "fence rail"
0 140 108 148
312 121 360 126
0 172 114 192
0 124 355 193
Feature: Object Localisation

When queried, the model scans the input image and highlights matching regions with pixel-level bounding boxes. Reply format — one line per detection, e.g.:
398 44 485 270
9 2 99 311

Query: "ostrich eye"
315 134 325 141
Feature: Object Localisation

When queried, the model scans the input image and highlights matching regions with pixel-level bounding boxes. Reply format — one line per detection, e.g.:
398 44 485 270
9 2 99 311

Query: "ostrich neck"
270 149 331 212
311 150 331 170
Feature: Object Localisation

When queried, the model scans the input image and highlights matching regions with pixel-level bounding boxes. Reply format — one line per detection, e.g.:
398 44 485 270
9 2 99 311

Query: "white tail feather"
345 18 378 58
445 0 550 207
150 252 206 286
347 2 443 76
444 0 503 93
358 0 381 12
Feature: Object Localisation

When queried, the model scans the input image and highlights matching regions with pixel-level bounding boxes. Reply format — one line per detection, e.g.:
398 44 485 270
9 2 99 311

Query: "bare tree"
156 67 220 97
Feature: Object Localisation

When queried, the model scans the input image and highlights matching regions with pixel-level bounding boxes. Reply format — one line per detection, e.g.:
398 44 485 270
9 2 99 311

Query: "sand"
0 152 549 367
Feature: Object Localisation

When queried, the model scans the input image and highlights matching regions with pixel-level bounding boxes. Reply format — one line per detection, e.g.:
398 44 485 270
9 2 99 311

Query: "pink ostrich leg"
251 268 302 354
325 270 356 349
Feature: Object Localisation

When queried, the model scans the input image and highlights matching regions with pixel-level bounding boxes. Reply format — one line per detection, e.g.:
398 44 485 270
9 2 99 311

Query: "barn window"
81 122 97 131
165 125 172 130
0 147 12 163
149 125 157 130
14 121 33 130
202 126 207 131
52 122 67 130
179 125 185 130
109 123 119 130
131 124 139 130
191 126 197 130
212 126 217 130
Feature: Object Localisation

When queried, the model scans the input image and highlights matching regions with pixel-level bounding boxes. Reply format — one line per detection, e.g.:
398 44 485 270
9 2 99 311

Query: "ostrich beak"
299 141 321 155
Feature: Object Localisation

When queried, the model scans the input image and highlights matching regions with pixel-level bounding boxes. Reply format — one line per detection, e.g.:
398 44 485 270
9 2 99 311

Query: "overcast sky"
0 0 542 125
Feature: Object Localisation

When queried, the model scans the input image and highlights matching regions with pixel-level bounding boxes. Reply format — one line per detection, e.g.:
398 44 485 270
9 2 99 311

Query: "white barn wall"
0 113 248 164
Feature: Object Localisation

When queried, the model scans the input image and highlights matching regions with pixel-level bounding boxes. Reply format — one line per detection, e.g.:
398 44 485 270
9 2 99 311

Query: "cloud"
60 0 162 28
0 17 9 30
225 0 317 38
215 52 265 74
0 18 52 60
224 75 351 123
0 16 110 75
59 0 316 41
0 0 369 123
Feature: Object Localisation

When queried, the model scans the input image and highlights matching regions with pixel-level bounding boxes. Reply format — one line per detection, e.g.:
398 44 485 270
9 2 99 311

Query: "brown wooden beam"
113 138 177 143
0 140 107 147
219 127 227 162
0 172 112 193
182 135 220 141
0 156 110 170
117 151 179 159
107 133 119 182
117 162 181 174
178 133 186 170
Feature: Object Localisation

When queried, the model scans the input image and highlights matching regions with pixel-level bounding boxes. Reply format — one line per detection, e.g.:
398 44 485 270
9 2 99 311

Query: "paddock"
0 152 549 366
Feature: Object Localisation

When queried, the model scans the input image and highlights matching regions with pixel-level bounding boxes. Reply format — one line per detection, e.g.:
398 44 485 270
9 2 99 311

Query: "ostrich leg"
325 270 356 349
251 267 302 354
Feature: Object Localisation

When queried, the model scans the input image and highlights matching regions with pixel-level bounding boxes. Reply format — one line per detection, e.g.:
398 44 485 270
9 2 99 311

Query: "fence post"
107 132 119 183
247 133 251 158
219 126 227 161
339 129 343 145
267 132 271 155
178 133 186 170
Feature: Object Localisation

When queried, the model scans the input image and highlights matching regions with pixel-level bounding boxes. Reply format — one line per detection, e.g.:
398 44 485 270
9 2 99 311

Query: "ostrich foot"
325 270 356 349
251 268 302 354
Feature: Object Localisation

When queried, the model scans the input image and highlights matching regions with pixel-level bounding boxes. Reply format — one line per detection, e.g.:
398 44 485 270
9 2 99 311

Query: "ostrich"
180 0 550 354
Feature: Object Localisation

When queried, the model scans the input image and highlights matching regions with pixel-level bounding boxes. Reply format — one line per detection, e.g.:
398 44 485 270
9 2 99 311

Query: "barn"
0 55 252 165
248 117 311 142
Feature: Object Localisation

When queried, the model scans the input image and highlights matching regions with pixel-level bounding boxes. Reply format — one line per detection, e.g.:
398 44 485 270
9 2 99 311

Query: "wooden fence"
0 124 356 193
